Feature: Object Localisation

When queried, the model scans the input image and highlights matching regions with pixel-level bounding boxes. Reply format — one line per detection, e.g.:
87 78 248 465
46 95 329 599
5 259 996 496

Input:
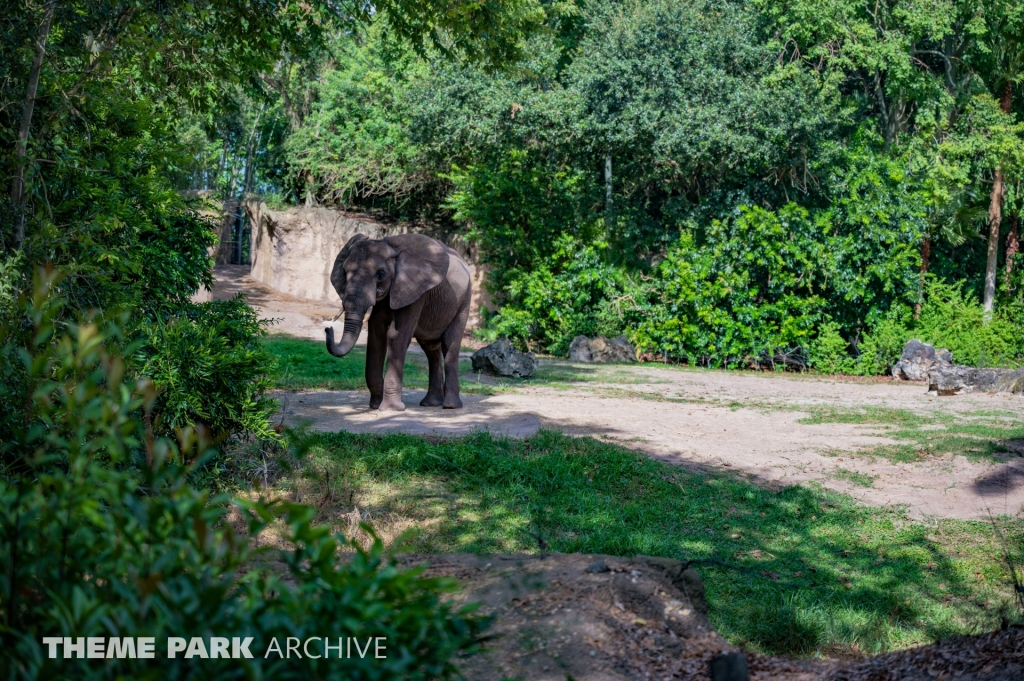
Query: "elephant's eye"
376 269 386 282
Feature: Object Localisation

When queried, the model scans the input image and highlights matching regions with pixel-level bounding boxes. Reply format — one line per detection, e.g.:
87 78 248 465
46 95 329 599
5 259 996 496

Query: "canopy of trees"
185 0 1024 368
0 1 536 676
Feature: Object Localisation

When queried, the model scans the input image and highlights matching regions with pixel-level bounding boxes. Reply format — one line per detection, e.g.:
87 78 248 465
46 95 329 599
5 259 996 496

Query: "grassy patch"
831 467 875 487
265 336 484 392
264 336 662 394
277 430 1022 658
799 405 1024 464
798 406 926 426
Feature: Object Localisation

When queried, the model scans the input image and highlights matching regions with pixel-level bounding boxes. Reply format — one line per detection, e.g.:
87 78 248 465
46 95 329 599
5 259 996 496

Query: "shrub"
134 297 278 442
848 280 1024 376
446 149 597 298
853 306 913 376
915 278 1022 368
628 206 827 367
486 234 627 354
0 271 486 680
809 321 855 374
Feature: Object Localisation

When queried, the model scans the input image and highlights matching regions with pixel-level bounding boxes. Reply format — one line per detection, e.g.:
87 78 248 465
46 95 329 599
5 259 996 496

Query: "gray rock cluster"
928 366 1024 396
471 338 537 378
891 339 1024 395
890 339 953 381
568 335 637 363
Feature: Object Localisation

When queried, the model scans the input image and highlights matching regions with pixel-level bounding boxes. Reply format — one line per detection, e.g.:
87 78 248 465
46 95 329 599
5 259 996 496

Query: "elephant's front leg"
379 304 421 411
365 306 389 409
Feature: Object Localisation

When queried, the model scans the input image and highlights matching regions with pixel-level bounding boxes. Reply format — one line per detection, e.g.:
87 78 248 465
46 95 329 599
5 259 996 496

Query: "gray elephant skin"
324 233 472 411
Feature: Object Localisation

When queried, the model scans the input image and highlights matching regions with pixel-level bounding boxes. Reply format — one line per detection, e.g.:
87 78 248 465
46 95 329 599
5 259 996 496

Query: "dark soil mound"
399 552 1024 681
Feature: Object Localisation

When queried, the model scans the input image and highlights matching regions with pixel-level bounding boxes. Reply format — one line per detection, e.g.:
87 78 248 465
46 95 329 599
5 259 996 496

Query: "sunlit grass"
798 405 1024 463
264 336 654 394
274 429 1024 658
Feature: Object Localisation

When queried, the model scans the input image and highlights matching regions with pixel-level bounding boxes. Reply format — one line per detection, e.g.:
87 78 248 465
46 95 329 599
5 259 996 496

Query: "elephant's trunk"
325 311 364 357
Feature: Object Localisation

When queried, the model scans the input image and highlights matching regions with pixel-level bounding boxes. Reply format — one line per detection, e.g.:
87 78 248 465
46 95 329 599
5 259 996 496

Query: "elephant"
324 233 472 411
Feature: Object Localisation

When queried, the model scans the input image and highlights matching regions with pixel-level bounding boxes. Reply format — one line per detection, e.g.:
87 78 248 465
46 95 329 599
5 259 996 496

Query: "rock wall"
244 201 491 327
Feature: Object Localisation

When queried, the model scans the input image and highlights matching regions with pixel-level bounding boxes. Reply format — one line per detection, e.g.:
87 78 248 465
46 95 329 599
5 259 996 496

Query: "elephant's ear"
386 234 450 309
330 233 369 299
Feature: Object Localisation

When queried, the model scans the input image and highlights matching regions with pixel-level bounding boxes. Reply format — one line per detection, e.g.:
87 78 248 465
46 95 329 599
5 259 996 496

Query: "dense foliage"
230 0 1024 370
0 0 546 674
0 277 485 679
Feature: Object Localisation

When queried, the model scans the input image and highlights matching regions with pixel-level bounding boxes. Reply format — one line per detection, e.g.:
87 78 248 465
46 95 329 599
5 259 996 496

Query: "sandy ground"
203 267 1024 522
194 265 353 342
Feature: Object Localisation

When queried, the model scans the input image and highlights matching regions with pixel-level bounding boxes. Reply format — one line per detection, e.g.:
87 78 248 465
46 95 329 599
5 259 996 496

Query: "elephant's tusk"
331 307 344 322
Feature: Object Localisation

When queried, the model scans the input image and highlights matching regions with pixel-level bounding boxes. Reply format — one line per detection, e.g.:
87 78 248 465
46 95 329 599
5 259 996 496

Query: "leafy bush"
914 278 1022 368
852 306 913 376
844 280 1024 376
12 92 217 317
628 206 827 367
446 149 598 298
134 297 278 442
485 234 626 353
0 272 485 680
809 321 855 375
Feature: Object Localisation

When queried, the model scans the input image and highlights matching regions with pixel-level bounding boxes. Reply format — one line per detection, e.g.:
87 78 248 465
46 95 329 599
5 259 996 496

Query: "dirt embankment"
409 552 1024 681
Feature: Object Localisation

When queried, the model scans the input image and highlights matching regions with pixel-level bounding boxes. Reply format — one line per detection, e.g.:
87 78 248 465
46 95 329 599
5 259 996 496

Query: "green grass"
798 406 926 427
265 336 643 394
832 467 875 488
799 405 1024 464
266 335 491 393
285 429 1023 658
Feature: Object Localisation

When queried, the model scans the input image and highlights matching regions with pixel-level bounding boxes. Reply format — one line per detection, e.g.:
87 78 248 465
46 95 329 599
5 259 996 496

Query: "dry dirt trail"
204 266 1024 522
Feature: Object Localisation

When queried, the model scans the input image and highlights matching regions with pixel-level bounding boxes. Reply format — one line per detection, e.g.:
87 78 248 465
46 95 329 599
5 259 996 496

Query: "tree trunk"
984 167 1004 317
1005 216 1019 289
216 138 227 196
604 153 613 227
241 106 264 195
304 170 316 207
914 235 931 319
983 83 1013 317
10 2 55 249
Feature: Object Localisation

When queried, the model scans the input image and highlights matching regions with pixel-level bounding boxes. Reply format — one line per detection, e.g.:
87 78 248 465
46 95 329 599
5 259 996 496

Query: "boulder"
568 335 637 363
471 338 536 378
928 365 1024 396
891 339 953 381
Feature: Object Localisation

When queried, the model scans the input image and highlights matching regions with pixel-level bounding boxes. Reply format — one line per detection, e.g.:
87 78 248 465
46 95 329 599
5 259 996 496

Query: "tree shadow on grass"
290 429 1020 658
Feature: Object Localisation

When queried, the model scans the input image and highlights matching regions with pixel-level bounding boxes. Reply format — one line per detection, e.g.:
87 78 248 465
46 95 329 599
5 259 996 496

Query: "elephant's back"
415 255 471 340
443 249 472 300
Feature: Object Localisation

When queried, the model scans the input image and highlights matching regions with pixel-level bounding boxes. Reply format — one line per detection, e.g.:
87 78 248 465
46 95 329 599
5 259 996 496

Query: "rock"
471 338 536 378
635 555 708 617
709 652 749 681
928 365 1024 396
568 335 637 363
891 339 953 381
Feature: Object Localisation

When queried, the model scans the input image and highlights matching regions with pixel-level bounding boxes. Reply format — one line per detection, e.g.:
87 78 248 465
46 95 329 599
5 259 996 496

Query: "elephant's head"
324 233 450 357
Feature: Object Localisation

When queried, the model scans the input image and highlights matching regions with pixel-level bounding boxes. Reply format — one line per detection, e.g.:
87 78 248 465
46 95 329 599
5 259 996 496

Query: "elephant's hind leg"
418 338 445 407
441 295 471 409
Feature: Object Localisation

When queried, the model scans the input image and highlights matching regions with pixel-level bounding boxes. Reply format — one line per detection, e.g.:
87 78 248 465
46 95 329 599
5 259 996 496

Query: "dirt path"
205 266 1024 521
